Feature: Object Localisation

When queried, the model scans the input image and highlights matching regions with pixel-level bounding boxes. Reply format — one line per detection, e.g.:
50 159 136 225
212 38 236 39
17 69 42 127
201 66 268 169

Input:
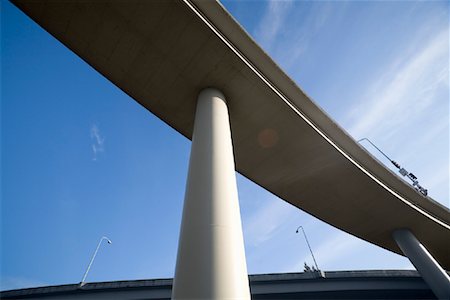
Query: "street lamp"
295 226 320 272
80 236 112 287
357 137 428 196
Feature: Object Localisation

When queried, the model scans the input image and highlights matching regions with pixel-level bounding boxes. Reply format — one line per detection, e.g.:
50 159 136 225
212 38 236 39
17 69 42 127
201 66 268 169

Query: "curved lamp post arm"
296 226 319 271
80 236 112 286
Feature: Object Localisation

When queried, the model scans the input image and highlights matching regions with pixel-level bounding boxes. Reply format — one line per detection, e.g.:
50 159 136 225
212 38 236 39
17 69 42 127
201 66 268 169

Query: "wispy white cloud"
397 116 449 165
254 0 294 51
243 197 297 247
90 124 105 161
346 29 448 140
280 2 335 69
423 164 450 196
253 1 338 71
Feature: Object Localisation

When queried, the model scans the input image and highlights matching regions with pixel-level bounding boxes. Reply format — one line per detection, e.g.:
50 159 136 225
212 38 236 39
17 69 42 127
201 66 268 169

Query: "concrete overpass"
0 271 437 299
12 0 450 299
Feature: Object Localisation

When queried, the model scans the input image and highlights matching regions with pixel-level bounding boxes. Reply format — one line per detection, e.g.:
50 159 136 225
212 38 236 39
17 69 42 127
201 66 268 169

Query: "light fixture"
79 236 112 287
358 138 428 196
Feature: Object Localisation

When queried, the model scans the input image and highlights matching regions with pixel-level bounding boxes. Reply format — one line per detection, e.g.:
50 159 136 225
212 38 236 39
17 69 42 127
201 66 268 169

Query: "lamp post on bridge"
296 226 324 277
79 236 112 287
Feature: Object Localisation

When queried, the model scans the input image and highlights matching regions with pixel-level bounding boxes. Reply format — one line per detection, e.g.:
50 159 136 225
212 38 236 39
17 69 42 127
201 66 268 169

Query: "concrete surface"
172 88 250 299
1 271 437 299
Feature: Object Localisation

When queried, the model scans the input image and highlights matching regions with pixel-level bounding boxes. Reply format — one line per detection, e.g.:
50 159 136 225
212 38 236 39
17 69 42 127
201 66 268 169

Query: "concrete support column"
172 88 250 300
393 229 450 299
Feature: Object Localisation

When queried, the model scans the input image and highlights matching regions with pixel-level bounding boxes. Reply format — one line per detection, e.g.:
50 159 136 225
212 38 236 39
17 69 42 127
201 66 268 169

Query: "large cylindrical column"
172 88 250 300
393 229 450 299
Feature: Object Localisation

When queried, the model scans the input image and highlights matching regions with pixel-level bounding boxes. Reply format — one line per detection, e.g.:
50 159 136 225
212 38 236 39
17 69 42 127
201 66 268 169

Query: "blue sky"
1 0 449 291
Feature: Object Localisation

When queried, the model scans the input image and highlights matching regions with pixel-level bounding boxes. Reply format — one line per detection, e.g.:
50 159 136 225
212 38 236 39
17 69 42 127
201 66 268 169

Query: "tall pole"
357 138 393 162
172 88 250 299
296 226 320 271
80 236 112 287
